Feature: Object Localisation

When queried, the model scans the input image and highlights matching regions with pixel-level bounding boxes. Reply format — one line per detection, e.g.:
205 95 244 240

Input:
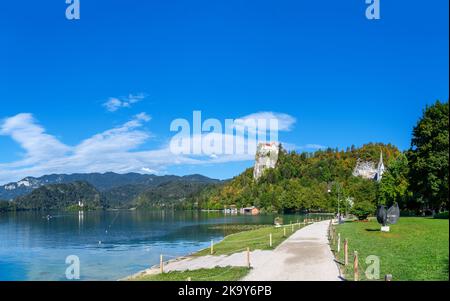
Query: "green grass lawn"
131 222 309 281
134 267 250 281
332 217 449 281
194 222 305 256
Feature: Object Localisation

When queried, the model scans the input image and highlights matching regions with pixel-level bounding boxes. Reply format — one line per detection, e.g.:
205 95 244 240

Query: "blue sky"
0 0 448 184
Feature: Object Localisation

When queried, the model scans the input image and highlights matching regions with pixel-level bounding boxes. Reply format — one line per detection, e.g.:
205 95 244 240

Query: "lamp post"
328 182 342 222
337 184 341 217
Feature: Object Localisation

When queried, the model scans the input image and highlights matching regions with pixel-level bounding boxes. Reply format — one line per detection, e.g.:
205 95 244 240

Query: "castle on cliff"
253 142 279 180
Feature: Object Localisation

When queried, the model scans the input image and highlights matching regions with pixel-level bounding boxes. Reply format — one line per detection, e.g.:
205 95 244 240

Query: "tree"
0 200 14 212
351 201 375 220
407 100 449 212
379 153 410 207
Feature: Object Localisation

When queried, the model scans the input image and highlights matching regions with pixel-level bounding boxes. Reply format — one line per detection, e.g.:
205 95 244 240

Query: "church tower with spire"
375 151 385 182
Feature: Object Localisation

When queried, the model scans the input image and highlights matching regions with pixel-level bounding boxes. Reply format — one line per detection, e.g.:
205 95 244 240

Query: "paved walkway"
127 220 341 281
243 220 341 281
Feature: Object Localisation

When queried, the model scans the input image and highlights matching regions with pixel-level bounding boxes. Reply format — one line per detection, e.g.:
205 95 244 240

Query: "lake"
0 210 325 281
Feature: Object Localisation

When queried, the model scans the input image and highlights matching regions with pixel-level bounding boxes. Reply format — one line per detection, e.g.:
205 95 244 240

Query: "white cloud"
236 112 296 133
0 113 157 183
103 93 146 112
302 144 327 150
74 116 151 155
281 143 327 152
0 113 71 166
0 111 299 184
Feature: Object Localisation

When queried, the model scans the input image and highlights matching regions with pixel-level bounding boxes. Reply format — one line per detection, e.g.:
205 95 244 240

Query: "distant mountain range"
0 173 222 211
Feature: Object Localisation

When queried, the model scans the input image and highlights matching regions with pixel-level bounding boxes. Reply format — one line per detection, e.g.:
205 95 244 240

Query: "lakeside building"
224 205 238 214
240 206 260 215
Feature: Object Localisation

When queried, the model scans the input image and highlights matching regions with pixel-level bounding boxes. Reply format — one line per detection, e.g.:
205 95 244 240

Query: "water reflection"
0 210 330 280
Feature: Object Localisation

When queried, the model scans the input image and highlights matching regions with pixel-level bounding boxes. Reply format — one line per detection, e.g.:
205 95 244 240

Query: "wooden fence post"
353 251 359 281
246 247 251 269
332 228 335 244
269 233 273 247
291 222 294 232
337 233 341 253
333 227 337 244
344 239 348 266
211 239 214 255
283 227 286 237
160 254 164 274
329 220 332 239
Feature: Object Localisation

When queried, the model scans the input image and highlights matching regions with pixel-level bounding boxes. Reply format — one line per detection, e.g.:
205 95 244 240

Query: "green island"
330 217 449 281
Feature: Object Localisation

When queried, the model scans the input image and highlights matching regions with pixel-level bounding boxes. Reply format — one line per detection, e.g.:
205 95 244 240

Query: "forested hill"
186 143 401 213
0 172 220 200
0 174 221 211
13 181 102 211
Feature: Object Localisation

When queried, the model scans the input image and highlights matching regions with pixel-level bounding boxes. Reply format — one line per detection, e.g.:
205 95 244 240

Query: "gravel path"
243 220 341 281
127 220 341 281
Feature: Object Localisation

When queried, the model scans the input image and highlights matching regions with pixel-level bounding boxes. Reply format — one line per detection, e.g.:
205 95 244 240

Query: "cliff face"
352 152 385 182
253 142 279 180
352 160 378 179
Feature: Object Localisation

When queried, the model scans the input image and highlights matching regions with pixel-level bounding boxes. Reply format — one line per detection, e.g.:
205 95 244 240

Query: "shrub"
434 211 449 219
350 201 375 220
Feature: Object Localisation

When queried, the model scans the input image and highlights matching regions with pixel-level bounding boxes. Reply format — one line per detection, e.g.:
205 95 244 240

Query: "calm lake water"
0 210 324 281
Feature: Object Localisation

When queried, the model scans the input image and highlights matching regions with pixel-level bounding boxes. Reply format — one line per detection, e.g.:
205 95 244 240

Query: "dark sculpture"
376 203 400 227
376 205 387 226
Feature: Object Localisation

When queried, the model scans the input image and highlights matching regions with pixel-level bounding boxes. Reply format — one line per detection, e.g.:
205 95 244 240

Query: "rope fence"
328 218 393 282
154 217 332 280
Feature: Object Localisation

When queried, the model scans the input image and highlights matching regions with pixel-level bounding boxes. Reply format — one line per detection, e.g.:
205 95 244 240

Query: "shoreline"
121 237 228 281
122 220 325 281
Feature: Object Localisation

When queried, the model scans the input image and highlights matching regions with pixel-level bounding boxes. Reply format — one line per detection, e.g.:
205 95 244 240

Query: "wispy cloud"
231 111 296 136
0 112 157 183
299 144 327 150
0 113 71 166
103 93 146 112
237 112 296 132
0 111 300 184
282 143 327 152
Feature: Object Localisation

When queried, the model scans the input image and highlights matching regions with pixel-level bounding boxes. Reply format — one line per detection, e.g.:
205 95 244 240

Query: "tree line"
186 100 449 218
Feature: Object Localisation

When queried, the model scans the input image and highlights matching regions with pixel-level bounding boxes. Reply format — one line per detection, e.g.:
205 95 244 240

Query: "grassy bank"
331 217 449 281
131 221 312 281
133 267 249 281
132 218 320 281
195 222 306 256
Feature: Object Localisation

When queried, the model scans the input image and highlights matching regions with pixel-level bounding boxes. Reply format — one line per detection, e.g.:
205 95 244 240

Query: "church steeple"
376 151 385 182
